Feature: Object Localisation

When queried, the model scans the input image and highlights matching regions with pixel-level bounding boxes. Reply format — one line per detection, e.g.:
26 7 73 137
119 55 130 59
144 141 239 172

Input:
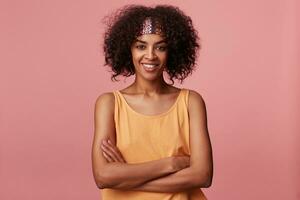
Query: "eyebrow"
135 39 167 45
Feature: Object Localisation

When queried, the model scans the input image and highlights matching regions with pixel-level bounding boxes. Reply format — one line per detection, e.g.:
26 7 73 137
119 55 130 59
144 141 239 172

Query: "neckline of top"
116 88 185 118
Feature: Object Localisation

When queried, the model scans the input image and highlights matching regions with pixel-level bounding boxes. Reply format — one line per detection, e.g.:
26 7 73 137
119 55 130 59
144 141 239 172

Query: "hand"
171 156 190 172
101 139 126 163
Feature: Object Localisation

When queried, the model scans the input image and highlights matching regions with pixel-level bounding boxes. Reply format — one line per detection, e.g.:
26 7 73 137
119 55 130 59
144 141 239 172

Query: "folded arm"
129 166 209 193
100 90 213 193
92 93 189 190
96 156 179 189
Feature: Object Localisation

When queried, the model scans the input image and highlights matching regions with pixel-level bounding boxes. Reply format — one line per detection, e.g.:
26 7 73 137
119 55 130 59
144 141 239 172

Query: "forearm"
98 157 176 189
128 166 211 193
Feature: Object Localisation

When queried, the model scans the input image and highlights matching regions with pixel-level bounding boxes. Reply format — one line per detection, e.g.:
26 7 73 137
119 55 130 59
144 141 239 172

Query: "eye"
136 44 146 50
156 46 167 51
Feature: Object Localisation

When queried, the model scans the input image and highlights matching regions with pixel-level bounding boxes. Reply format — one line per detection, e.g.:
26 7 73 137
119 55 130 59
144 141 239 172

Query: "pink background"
1 0 299 199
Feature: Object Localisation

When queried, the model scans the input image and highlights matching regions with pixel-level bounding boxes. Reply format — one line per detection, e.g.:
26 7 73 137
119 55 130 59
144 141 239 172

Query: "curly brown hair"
102 4 200 84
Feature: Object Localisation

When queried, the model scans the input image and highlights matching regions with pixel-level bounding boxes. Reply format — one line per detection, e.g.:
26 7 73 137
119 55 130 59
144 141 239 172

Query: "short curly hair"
103 4 200 84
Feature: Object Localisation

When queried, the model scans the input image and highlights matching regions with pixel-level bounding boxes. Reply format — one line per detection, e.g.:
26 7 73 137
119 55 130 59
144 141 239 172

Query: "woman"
92 4 213 200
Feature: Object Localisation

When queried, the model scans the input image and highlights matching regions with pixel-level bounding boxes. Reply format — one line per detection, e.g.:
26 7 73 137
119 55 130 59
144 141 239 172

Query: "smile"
142 63 159 72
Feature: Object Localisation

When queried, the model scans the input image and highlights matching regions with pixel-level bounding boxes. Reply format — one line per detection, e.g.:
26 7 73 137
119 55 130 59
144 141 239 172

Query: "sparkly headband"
139 18 163 35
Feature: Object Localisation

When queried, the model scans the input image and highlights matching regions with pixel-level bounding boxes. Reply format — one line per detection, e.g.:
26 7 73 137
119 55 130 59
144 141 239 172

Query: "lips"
142 63 159 72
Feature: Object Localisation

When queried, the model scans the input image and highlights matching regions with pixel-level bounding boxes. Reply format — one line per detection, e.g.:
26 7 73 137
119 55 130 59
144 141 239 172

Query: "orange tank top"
100 88 207 200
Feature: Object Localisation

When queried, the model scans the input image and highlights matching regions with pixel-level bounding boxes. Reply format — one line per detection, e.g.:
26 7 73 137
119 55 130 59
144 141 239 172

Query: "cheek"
131 50 142 62
159 53 168 63
131 52 142 69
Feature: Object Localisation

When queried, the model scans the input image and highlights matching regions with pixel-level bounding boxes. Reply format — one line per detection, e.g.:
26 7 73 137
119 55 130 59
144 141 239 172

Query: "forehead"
135 34 166 44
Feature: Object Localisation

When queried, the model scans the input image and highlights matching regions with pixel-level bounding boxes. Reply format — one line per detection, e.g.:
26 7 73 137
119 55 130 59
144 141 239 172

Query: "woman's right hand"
171 156 190 172
101 139 126 163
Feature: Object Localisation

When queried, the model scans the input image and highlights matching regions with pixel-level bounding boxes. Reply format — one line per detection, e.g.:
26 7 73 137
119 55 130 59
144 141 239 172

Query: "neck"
132 75 169 95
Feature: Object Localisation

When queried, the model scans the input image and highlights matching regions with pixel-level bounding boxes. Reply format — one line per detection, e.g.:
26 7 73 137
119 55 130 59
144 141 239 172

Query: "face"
131 34 168 81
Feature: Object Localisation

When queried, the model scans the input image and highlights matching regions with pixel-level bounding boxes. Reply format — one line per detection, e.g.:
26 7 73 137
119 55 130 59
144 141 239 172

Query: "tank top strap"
180 88 190 108
113 90 124 105
112 90 121 124
112 90 119 102
180 88 189 108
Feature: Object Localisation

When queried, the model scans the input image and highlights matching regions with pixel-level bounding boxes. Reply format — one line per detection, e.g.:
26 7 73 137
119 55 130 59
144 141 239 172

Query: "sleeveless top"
101 88 207 200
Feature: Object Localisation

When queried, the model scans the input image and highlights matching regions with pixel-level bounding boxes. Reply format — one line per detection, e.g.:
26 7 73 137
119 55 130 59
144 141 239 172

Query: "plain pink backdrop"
1 0 299 199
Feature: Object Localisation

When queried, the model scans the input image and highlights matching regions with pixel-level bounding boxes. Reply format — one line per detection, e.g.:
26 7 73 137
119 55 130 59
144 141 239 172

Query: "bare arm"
91 93 189 189
101 90 213 193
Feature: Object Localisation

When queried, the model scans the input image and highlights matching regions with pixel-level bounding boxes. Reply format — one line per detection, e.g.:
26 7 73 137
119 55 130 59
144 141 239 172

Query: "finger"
101 144 118 162
101 144 113 162
108 140 124 160
101 143 118 162
115 149 126 163
106 140 126 162
102 151 114 163
104 141 125 162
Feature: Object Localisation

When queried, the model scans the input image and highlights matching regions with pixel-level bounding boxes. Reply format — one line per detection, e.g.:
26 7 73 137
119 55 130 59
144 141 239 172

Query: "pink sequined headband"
139 18 163 35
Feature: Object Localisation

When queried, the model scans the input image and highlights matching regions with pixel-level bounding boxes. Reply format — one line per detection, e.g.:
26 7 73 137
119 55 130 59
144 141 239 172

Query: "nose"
145 47 156 60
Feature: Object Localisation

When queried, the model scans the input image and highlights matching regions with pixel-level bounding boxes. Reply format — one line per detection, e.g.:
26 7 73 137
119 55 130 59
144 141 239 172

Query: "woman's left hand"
101 139 126 163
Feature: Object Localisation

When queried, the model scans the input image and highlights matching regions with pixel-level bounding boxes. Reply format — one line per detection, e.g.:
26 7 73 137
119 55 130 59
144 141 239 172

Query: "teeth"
143 64 157 68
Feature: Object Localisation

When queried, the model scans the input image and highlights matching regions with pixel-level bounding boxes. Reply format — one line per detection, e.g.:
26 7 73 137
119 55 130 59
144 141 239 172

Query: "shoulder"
94 92 115 112
187 89 206 111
